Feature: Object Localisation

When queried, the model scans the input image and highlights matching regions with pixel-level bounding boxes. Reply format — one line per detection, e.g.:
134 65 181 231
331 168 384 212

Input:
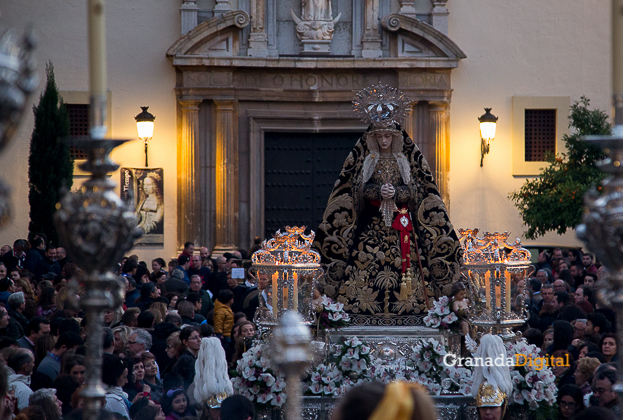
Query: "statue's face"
374 132 393 152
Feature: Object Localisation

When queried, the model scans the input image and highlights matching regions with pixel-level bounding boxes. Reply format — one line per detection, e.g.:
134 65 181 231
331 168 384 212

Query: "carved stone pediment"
167 10 249 57
381 13 466 60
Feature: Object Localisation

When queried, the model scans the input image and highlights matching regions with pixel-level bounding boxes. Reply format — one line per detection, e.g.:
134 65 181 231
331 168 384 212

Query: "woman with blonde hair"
575 357 601 406
112 326 132 358
14 278 35 301
332 381 436 420
149 302 167 325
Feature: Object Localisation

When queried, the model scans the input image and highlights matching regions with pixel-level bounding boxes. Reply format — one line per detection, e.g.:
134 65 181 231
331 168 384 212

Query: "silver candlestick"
0 24 37 227
54 138 141 420
271 311 313 420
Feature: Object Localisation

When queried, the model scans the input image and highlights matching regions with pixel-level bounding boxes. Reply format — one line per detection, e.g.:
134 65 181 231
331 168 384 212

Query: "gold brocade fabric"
314 129 463 316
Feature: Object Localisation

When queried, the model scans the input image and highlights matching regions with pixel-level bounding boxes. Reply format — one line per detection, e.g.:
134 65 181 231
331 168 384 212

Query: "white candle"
293 272 298 311
88 0 107 97
485 271 491 311
272 273 278 317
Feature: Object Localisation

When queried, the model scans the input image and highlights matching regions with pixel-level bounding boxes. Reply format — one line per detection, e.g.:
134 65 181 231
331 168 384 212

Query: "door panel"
264 132 361 238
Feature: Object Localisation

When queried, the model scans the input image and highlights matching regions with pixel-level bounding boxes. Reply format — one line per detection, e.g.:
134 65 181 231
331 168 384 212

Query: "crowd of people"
0 236 268 420
0 234 619 420
510 248 620 419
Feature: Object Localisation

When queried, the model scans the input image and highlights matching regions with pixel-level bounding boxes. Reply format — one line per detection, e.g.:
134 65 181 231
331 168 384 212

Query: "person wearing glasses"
557 384 584 419
593 369 620 416
172 327 201 390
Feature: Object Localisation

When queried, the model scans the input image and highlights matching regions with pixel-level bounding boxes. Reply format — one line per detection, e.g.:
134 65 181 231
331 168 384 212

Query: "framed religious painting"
120 168 164 246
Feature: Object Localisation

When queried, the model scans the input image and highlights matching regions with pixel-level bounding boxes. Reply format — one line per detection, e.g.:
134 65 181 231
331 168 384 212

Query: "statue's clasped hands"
381 183 395 199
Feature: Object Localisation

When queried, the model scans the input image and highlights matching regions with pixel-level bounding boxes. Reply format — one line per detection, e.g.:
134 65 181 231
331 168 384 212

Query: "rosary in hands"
381 183 395 200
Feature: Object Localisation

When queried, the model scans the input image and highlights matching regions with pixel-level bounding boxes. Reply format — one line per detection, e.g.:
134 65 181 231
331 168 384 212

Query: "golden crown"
205 391 230 409
476 383 506 408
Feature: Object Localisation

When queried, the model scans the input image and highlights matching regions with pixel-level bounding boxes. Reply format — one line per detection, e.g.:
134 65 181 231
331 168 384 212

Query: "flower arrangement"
232 343 287 407
316 296 350 330
506 340 557 420
335 336 372 378
411 337 473 396
308 363 351 397
422 296 458 330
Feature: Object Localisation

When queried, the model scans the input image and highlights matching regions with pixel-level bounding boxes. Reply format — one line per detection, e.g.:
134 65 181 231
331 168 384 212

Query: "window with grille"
524 109 556 162
66 103 89 160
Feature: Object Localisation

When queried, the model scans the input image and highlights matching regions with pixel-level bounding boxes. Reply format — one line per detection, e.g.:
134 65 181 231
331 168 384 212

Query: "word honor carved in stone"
291 0 341 54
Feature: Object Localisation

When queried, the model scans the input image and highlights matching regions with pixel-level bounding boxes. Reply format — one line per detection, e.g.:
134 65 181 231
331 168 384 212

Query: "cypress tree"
28 62 73 245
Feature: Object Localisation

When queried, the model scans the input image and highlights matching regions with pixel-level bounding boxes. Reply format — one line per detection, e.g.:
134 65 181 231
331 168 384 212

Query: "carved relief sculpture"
291 0 341 54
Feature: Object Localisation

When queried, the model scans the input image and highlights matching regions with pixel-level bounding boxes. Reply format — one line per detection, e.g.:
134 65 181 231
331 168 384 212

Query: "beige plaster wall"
448 0 611 247
0 0 181 262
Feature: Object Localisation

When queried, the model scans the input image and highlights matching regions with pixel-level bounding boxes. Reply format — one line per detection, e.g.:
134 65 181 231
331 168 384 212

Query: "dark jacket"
187 266 212 289
149 322 179 370
162 279 189 295
6 308 27 340
207 271 227 298
125 289 140 308
172 350 197 390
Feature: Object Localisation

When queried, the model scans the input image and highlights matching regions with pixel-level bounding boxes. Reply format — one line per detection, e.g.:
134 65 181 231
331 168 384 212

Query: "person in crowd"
220 394 255 420
332 381 437 420
14 405 46 420
551 321 574 354
124 358 149 402
28 388 62 420
164 331 182 375
541 328 554 353
163 270 189 296
150 314 180 370
134 405 167 420
8 348 35 410
112 326 132 358
537 303 557 332
177 300 199 327
593 368 620 416
585 313 609 345
152 269 168 287
152 258 167 277
127 329 152 358
18 317 50 353
161 388 195 420
53 374 80 416
121 307 140 328
557 384 584 419
172 327 201 390
125 277 140 308
102 354 131 418
63 354 86 386
599 333 618 363
36 332 82 381
136 282 166 312
176 255 192 285
214 289 234 344
575 357 601 406
137 310 156 329
6 292 27 340
34 334 56 371
103 308 124 329
188 255 212 290
578 342 600 359
150 302 167 323
188 275 214 318
36 286 57 318
141 352 164 404
551 350 574 387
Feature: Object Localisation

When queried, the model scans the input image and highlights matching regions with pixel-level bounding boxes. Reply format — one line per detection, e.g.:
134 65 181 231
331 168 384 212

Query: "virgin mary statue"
315 85 462 316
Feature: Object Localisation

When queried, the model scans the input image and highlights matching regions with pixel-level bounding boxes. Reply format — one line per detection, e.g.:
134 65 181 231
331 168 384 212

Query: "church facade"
0 0 611 260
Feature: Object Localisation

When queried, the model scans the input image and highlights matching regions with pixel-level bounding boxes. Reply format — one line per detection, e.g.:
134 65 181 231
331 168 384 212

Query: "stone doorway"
263 131 360 238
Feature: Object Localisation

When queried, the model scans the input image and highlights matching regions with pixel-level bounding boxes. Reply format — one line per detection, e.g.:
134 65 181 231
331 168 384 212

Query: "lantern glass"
480 121 496 141
137 120 155 139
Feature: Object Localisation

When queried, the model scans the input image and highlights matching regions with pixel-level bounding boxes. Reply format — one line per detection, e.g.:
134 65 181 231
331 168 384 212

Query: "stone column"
398 0 416 17
178 100 202 248
430 0 449 35
430 102 450 209
248 0 269 57
214 0 231 14
362 0 382 58
213 100 239 256
402 101 415 141
180 0 198 35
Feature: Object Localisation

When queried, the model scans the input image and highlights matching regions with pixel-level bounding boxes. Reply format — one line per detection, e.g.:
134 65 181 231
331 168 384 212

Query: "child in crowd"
161 389 195 420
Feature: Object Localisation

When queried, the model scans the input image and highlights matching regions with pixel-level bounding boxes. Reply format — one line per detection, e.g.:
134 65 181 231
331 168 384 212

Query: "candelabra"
271 311 313 420
459 229 531 341
0 25 37 227
54 138 141 419
251 226 323 329
576 135 623 405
